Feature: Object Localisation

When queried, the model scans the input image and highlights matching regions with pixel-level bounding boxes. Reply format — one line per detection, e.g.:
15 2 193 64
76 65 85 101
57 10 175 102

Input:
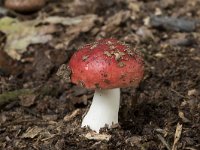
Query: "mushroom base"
81 88 120 133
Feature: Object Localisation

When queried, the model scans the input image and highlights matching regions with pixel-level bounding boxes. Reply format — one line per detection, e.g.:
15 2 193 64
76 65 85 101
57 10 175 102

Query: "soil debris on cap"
110 45 115 50
107 40 113 45
90 44 98 49
114 51 125 61
103 79 110 84
95 83 100 89
78 81 85 87
82 55 89 61
104 51 112 57
118 62 126 67
104 50 125 61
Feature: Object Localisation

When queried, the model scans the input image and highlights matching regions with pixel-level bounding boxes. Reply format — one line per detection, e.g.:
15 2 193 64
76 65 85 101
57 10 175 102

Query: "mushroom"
57 38 144 133
4 0 45 13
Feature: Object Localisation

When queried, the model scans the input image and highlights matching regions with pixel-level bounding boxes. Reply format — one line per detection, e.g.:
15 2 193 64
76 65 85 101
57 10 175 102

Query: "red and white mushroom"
57 38 144 133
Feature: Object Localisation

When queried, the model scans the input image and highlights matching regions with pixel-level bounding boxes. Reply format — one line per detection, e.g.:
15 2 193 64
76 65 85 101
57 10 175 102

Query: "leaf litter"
0 14 97 60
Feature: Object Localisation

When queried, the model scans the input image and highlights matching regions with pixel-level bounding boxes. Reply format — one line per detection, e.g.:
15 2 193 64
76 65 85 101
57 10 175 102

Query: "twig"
0 89 33 107
170 88 189 99
0 85 59 107
157 134 171 150
172 123 183 150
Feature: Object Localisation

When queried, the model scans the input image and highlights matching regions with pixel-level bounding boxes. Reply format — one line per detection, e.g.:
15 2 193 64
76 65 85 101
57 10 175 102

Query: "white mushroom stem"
81 88 120 133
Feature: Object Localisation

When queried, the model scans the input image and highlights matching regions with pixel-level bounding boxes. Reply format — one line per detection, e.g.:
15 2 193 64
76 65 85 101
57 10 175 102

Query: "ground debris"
0 88 33 106
64 109 81 122
102 10 130 33
172 123 183 150
125 135 142 146
157 134 171 150
84 132 111 141
178 111 191 123
136 26 155 41
0 17 55 60
160 0 175 8
187 89 198 96
0 14 97 60
166 33 195 46
0 49 21 75
55 14 98 49
0 0 200 149
150 16 196 32
21 126 43 138
19 94 36 107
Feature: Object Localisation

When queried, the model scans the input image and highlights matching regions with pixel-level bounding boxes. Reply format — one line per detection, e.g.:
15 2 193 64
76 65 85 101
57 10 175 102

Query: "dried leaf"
0 14 97 60
187 89 198 96
55 14 98 49
66 14 97 34
155 8 162 16
19 94 36 107
136 26 155 41
102 11 130 33
42 14 97 27
21 126 43 138
42 16 82 25
0 17 55 60
128 2 141 12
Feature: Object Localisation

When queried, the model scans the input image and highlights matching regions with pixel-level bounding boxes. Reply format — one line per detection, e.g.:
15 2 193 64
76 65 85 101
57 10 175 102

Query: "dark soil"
0 0 200 149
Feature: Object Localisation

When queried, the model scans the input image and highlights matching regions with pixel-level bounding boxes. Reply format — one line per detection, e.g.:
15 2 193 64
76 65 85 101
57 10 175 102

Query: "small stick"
172 123 183 150
157 134 171 150
0 89 33 107
0 84 60 107
170 88 189 99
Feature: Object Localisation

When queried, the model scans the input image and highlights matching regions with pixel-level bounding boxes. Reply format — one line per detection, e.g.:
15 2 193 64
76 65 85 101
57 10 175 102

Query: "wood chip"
19 94 36 107
84 132 111 141
125 136 142 145
187 89 198 96
21 126 43 138
104 51 112 57
102 10 130 33
178 111 191 123
118 62 126 67
172 123 183 150
157 134 171 150
63 109 80 122
155 52 164 58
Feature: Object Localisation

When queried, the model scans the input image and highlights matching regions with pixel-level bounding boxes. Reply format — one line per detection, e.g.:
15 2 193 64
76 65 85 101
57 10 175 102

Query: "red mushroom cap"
68 38 144 89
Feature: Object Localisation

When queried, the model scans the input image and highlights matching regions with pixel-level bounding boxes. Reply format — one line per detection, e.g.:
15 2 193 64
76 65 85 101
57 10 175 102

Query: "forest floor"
0 0 199 149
